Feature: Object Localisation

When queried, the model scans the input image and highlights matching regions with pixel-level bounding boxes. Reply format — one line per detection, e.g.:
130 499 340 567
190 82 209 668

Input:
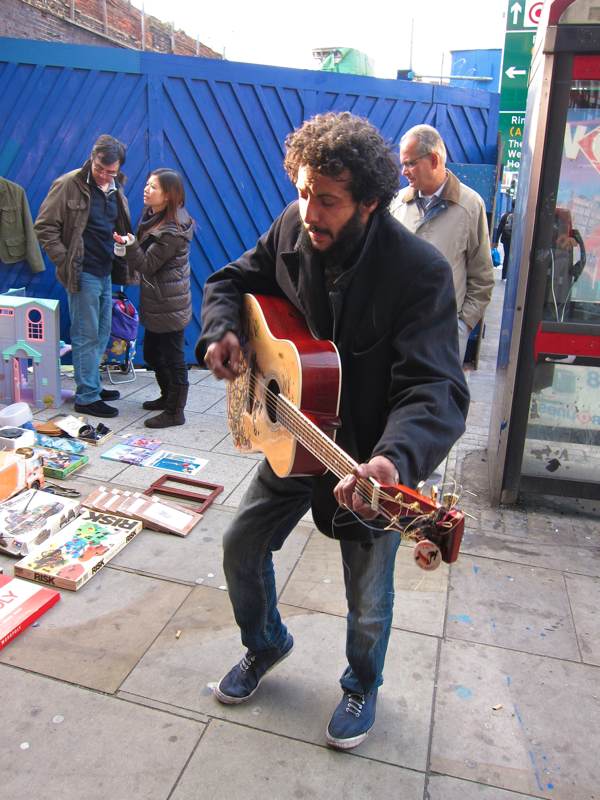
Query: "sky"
132 0 509 80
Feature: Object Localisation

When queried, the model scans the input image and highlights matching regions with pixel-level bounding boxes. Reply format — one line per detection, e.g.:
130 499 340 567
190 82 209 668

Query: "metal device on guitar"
226 293 465 571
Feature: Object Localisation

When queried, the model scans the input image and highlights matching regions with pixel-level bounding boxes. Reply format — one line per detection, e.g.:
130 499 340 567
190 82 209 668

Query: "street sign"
507 0 544 30
499 112 526 168
500 30 537 111
499 0 542 172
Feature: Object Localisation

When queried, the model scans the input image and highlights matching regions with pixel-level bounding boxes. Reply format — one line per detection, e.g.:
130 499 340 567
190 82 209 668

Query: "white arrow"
505 66 527 79
510 1 522 25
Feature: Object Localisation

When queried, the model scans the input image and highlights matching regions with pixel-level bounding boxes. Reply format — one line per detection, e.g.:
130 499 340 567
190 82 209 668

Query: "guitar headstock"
376 482 465 567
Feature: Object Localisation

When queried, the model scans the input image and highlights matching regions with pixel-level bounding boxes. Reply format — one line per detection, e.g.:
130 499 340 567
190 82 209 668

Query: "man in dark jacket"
197 112 469 750
494 200 515 280
35 135 132 418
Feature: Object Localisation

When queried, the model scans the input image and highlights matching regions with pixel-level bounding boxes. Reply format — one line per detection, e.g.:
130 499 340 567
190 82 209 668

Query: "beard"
301 207 368 269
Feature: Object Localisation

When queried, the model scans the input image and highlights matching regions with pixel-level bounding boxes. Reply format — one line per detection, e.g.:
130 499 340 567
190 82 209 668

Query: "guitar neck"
275 393 437 518
276 394 358 482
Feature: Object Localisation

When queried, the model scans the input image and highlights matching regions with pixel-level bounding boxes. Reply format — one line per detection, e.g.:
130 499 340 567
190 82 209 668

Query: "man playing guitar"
197 112 469 750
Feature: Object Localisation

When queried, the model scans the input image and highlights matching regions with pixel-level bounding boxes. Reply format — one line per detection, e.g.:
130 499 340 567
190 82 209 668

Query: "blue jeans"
222 460 401 694
67 272 112 405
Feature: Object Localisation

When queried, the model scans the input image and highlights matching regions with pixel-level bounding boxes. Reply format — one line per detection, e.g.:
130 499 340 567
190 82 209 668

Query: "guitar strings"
248 374 458 550
250 372 439 522
246 372 409 519
244 372 446 530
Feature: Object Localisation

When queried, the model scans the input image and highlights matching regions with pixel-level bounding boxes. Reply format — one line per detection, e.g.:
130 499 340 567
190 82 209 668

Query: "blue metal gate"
0 37 499 361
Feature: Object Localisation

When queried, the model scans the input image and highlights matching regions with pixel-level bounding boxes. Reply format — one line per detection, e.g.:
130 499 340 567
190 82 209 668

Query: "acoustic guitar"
226 293 464 570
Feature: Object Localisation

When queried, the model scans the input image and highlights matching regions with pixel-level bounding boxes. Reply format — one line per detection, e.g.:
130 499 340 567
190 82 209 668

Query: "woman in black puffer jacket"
114 169 194 428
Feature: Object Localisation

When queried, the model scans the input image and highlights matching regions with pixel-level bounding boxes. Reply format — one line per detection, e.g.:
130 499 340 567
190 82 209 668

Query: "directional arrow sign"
500 30 536 112
510 1 522 25
499 0 540 169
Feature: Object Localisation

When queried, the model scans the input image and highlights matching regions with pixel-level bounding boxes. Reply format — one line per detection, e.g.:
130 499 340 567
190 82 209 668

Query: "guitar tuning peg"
442 492 460 509
430 485 438 502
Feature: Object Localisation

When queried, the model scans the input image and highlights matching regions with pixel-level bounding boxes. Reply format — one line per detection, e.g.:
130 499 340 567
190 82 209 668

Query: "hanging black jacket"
197 202 469 542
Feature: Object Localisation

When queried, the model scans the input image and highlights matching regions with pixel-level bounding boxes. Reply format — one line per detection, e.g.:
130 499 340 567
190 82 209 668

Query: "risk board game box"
14 509 142 591
0 488 81 557
0 574 60 650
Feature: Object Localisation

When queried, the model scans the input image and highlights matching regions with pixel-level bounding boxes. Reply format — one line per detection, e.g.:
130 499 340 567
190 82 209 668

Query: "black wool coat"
125 207 194 333
197 202 470 542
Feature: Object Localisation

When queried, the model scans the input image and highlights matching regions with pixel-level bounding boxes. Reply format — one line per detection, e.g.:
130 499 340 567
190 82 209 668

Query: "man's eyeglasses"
401 153 431 170
92 160 119 178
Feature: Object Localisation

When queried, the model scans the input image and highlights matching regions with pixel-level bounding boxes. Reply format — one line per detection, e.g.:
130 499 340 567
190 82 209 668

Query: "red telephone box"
489 0 600 502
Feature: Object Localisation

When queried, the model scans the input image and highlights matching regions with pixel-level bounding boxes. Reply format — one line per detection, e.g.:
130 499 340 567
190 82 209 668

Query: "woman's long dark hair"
148 169 185 227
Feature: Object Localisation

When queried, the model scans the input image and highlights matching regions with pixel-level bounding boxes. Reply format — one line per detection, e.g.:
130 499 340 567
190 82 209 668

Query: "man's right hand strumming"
205 332 242 380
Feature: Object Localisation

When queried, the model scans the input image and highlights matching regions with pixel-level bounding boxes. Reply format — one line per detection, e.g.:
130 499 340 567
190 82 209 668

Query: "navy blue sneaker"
326 689 378 750
214 634 294 704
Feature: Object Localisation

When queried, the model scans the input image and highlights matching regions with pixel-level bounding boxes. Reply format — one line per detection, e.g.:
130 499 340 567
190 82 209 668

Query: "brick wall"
0 0 221 58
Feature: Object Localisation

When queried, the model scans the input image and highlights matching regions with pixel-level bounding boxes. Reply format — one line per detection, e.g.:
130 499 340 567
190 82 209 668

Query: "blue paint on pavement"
513 704 523 726
455 685 473 699
528 750 545 792
448 614 473 624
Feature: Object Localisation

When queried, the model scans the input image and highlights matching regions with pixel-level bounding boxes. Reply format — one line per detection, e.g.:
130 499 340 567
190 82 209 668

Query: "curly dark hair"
284 112 400 211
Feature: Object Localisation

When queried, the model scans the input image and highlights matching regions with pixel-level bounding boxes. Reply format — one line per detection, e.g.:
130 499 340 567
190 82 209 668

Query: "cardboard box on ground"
0 574 60 650
14 509 143 591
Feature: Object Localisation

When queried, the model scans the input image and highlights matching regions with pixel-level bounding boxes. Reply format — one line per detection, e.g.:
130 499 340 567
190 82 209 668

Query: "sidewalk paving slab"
120 587 438 770
447 555 580 659
0 569 192 692
427 775 544 799
170 719 425 800
563 572 600 665
431 638 600 799
0 664 203 800
460 527 600 576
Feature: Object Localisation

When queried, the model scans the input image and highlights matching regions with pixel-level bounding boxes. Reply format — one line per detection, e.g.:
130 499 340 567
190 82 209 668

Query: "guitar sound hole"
266 379 280 423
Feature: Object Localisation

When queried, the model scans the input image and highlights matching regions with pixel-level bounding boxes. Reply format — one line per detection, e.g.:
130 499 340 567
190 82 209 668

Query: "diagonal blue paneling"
0 38 499 362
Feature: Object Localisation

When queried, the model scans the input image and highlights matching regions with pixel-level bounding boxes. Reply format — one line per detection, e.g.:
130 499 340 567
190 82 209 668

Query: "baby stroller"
100 291 139 384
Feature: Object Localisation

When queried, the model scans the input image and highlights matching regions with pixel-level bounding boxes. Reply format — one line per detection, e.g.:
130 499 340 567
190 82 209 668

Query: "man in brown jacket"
35 135 132 418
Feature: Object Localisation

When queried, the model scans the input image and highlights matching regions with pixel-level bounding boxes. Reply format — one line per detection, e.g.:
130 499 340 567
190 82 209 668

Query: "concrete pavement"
1 271 599 800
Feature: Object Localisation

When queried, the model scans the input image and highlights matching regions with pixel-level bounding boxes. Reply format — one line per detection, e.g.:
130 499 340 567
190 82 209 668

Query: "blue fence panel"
0 38 499 362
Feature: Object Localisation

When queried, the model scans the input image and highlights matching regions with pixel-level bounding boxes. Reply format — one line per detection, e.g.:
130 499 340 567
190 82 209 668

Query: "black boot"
144 384 188 428
143 369 170 410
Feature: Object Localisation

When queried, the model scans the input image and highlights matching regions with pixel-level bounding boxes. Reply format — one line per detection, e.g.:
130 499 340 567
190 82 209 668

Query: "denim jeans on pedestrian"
222 459 401 694
67 271 112 405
